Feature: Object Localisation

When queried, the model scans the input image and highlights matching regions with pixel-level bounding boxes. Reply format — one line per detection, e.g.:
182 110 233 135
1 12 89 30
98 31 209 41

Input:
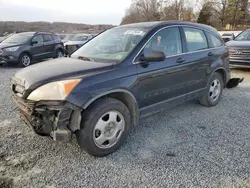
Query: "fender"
55 45 64 51
20 51 33 59
83 89 138 109
67 89 140 132
206 66 228 88
82 89 140 127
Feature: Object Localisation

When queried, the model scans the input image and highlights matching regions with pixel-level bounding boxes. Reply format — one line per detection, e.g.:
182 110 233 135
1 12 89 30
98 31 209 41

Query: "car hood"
0 42 23 49
0 37 5 42
13 57 113 90
64 41 87 45
226 40 250 48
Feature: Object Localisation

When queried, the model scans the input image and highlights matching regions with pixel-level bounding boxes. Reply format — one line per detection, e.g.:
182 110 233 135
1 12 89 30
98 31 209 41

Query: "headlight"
77 44 84 47
4 46 19 52
27 79 81 101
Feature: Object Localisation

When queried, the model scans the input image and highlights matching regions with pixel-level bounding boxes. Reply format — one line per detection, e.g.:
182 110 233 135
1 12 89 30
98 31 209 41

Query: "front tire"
19 53 31 67
55 49 63 58
76 98 131 157
199 72 224 107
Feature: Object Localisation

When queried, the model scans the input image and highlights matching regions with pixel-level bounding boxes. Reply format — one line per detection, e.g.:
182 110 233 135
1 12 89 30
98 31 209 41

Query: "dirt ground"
0 67 250 188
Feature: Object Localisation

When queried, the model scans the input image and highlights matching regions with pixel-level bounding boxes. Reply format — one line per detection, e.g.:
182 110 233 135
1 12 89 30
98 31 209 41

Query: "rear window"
43 34 53 42
206 32 223 48
183 27 208 52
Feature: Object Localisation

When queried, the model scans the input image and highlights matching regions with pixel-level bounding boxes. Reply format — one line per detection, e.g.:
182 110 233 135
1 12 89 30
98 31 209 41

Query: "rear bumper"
12 94 81 142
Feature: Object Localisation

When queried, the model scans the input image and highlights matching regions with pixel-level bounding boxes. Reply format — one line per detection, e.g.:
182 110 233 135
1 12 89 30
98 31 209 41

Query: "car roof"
16 32 36 35
76 33 93 36
35 32 55 35
16 32 56 35
117 21 218 34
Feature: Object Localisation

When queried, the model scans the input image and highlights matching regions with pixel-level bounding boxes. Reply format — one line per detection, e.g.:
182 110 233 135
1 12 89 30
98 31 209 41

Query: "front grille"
12 94 35 115
66 45 78 54
229 49 250 58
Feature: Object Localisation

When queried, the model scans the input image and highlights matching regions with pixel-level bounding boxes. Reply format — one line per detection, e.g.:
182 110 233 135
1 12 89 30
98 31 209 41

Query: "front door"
136 27 190 113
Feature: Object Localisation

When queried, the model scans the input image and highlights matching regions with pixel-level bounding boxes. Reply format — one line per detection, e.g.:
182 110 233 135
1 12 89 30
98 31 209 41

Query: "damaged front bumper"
12 94 82 142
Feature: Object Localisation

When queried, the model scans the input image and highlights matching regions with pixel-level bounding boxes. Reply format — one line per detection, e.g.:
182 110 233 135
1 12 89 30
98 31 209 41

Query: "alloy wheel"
21 55 31 67
57 51 63 58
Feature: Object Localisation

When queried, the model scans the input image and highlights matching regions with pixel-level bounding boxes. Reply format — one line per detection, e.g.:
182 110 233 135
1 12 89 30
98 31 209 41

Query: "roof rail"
34 31 55 35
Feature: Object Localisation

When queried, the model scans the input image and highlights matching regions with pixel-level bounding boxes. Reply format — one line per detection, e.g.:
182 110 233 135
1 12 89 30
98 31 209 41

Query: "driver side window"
32 35 43 44
143 27 182 57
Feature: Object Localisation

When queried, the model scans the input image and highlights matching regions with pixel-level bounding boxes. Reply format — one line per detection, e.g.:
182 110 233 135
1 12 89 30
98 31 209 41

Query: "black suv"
0 32 64 67
11 21 230 157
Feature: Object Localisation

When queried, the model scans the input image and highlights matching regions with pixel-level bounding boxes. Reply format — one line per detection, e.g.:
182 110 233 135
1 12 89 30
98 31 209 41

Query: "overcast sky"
0 0 132 25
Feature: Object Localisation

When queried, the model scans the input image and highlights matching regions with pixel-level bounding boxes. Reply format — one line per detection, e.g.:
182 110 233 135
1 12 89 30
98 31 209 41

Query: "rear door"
180 27 212 99
42 34 55 58
136 26 190 111
30 34 46 59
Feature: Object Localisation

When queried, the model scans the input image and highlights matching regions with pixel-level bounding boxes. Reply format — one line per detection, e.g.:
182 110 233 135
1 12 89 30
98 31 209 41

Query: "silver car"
64 34 95 55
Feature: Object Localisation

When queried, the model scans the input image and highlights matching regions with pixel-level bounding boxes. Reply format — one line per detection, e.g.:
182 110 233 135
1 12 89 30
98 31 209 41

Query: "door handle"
208 52 214 56
176 57 185 63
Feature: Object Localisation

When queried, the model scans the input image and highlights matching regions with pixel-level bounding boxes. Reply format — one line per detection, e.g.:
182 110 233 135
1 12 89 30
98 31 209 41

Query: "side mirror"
31 41 38 45
139 51 165 62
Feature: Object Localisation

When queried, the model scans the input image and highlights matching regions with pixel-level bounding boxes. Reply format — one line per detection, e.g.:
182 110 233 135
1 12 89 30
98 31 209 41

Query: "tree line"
0 21 114 35
121 0 250 30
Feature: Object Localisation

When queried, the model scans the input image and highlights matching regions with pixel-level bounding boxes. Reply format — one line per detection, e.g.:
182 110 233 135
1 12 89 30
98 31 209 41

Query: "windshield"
234 30 250 41
71 27 149 63
71 35 88 41
63 34 75 41
2 33 33 43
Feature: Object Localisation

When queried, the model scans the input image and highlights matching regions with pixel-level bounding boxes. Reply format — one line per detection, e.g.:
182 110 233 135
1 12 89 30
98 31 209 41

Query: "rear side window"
143 27 182 56
43 34 53 42
52 35 60 41
206 32 223 47
31 35 43 43
183 27 208 52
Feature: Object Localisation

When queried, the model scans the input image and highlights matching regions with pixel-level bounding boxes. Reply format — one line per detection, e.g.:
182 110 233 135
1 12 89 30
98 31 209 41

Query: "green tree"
226 0 249 28
197 2 213 25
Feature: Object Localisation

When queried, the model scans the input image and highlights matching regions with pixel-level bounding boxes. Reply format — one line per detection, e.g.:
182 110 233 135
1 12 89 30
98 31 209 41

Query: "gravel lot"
0 67 250 188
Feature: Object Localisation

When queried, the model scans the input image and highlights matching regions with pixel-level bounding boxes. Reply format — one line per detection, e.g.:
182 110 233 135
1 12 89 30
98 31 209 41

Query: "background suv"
11 21 230 157
226 29 250 68
0 32 64 67
64 34 95 55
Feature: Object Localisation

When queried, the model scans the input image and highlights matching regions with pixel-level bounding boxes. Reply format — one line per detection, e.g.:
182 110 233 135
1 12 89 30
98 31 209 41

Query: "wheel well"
20 52 32 60
215 69 226 86
85 92 139 126
56 48 63 52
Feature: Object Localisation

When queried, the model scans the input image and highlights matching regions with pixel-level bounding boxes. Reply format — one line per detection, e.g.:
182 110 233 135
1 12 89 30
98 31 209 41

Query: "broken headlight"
27 79 81 101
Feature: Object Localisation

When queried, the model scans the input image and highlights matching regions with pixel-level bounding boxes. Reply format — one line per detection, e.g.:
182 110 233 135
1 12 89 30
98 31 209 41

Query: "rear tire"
75 98 131 157
19 53 31 67
199 72 224 107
